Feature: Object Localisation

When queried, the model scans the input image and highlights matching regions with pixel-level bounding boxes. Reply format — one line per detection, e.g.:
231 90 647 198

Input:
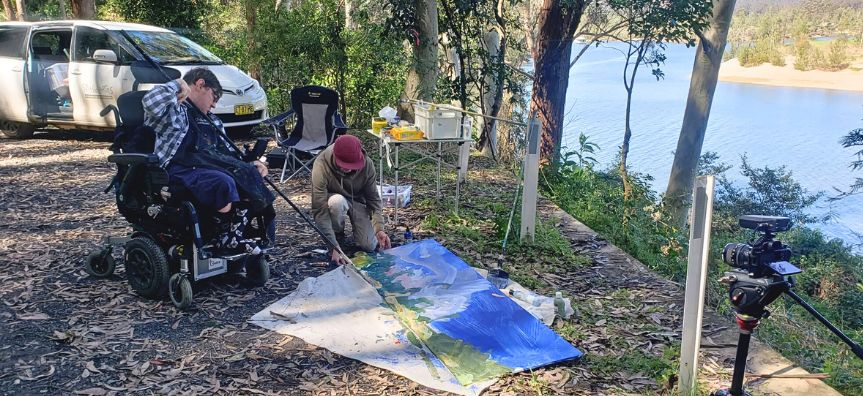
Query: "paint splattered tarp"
353 239 582 385
250 239 581 394
250 265 496 395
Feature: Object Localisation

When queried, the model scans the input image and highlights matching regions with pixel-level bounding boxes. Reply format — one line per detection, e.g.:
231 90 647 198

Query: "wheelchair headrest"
118 91 147 127
131 60 181 84
112 91 155 154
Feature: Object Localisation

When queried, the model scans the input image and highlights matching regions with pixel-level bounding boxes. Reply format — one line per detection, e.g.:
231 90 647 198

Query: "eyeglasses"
208 87 222 103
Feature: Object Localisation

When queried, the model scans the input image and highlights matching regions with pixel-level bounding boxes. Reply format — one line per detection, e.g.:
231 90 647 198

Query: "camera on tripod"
712 215 863 396
722 215 797 278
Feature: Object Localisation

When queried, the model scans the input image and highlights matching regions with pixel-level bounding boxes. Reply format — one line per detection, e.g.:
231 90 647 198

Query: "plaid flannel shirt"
142 80 233 167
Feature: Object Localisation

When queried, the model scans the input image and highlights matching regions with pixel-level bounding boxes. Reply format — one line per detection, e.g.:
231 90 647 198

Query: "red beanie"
332 135 365 171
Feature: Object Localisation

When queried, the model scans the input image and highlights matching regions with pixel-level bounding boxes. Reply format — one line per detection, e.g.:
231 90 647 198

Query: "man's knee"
327 194 349 215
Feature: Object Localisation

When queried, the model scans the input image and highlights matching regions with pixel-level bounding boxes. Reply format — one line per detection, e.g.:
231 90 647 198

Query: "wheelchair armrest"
108 153 159 166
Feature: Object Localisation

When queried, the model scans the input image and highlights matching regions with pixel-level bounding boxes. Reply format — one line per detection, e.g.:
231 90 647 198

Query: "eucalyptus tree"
665 0 738 226
385 0 439 122
610 0 712 199
531 0 588 165
71 0 94 19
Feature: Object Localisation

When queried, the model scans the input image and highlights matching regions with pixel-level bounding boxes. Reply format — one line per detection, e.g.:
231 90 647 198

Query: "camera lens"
723 243 752 268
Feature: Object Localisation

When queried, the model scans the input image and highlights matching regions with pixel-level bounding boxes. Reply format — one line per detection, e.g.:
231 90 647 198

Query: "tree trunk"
664 0 737 226
58 0 66 18
478 27 506 159
14 0 24 21
244 0 261 81
344 0 354 29
2 0 15 21
398 0 438 122
620 86 633 199
531 0 586 166
620 42 645 200
70 0 95 19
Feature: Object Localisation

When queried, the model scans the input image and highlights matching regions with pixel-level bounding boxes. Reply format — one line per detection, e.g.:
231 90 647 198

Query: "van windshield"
123 30 224 65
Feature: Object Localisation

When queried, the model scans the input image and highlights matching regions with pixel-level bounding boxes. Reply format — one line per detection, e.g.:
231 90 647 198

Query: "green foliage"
99 0 210 29
729 1 863 72
737 36 785 67
712 155 825 228
839 126 863 197
545 148 863 394
825 39 850 71
542 156 687 279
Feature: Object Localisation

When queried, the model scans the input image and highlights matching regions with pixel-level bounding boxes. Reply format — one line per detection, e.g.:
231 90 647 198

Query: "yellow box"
390 127 424 141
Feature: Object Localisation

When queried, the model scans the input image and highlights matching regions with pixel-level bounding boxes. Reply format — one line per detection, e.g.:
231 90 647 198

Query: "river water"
561 42 863 244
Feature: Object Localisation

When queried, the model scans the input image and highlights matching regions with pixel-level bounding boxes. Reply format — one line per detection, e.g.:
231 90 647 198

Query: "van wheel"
0 120 35 139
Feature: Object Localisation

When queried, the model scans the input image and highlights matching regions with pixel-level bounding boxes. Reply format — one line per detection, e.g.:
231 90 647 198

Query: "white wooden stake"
520 116 541 242
679 175 716 396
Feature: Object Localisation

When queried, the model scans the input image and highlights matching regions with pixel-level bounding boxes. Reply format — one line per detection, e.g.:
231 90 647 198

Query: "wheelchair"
85 85 272 310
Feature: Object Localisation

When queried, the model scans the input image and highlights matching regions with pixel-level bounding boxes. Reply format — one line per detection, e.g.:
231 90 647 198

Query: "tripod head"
720 270 791 319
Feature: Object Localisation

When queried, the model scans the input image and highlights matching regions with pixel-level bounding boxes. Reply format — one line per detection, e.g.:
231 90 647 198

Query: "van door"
0 25 31 122
68 26 136 127
26 26 73 120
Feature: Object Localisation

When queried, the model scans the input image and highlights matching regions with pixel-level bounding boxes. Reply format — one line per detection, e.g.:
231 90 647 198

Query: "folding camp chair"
262 85 347 182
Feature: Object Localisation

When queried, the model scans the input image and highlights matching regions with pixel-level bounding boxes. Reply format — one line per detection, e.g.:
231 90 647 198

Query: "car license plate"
234 104 255 116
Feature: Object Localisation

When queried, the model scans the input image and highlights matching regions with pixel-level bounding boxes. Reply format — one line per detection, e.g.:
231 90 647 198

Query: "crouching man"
311 135 391 264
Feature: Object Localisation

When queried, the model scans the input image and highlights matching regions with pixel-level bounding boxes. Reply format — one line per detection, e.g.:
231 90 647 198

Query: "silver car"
0 20 267 138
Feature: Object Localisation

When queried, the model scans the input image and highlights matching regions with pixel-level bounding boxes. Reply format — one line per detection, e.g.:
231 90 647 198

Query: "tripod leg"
713 315 758 396
729 332 752 396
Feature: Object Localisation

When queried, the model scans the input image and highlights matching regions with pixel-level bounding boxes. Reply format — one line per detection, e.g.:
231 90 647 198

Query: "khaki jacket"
311 145 384 246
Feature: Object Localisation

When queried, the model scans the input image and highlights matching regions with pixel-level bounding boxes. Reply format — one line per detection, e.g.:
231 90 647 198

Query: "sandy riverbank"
718 57 863 92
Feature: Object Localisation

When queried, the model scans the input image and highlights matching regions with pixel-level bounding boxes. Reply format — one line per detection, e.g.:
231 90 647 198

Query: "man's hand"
177 79 190 103
376 231 391 251
331 248 347 265
253 160 268 177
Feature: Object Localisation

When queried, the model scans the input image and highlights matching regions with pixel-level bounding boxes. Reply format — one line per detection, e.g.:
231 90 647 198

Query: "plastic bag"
378 106 397 123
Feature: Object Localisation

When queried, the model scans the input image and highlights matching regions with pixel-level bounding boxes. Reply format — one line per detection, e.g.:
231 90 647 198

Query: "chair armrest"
108 153 159 166
262 109 296 126
334 113 348 130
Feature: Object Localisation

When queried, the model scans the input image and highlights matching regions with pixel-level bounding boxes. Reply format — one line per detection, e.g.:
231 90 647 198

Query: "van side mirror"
93 49 118 63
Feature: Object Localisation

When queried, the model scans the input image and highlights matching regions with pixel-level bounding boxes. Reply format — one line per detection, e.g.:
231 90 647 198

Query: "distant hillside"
738 0 862 11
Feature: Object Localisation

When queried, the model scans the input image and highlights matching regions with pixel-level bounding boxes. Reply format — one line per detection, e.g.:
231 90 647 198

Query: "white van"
0 20 268 138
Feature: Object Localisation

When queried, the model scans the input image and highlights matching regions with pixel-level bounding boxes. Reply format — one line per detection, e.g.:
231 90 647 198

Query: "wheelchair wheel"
85 248 115 278
245 255 269 287
124 237 169 299
168 273 193 309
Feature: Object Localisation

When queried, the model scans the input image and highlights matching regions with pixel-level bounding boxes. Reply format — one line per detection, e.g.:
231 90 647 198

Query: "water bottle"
510 290 545 307
403 228 414 245
554 291 566 317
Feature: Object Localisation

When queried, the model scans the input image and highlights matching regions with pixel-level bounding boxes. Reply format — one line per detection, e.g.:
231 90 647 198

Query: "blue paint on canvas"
356 239 583 384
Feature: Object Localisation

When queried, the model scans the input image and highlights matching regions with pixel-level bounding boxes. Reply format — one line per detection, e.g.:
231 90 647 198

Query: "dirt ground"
0 130 837 395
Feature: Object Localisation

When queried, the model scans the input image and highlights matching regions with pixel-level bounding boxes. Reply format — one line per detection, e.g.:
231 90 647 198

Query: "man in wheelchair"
86 67 276 309
143 67 275 254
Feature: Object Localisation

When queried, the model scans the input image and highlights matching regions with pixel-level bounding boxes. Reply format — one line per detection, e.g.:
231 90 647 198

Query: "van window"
31 30 72 61
0 26 28 58
74 27 134 64
123 30 223 65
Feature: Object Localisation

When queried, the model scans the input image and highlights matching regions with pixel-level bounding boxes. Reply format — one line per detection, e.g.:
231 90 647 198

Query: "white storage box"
377 183 412 208
414 103 461 139
45 63 70 99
